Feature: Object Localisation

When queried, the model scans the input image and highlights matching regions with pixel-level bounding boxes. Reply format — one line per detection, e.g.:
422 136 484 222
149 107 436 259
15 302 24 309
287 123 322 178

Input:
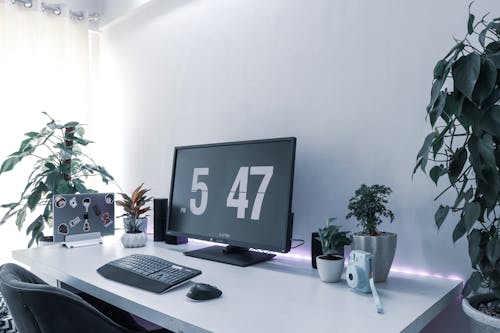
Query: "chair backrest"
0 263 133 333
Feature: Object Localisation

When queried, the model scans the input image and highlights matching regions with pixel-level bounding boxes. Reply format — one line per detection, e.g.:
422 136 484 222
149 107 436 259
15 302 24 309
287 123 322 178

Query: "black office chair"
0 263 170 333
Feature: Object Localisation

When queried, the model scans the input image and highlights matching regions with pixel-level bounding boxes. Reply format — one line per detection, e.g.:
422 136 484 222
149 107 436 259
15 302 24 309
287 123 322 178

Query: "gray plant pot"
350 232 397 282
463 293 500 333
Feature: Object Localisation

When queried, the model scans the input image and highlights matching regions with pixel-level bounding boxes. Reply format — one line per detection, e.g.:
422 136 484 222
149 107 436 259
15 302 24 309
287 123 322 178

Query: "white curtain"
0 1 93 258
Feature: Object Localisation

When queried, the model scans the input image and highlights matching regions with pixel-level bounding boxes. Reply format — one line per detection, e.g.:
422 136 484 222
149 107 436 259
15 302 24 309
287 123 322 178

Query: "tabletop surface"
12 236 462 333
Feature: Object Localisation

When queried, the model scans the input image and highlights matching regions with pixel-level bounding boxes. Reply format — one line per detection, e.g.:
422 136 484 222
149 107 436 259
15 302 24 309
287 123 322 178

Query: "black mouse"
186 283 222 301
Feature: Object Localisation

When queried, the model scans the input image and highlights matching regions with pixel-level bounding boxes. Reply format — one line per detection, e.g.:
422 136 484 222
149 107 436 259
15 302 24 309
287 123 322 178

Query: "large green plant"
0 113 116 246
414 6 500 299
346 184 395 236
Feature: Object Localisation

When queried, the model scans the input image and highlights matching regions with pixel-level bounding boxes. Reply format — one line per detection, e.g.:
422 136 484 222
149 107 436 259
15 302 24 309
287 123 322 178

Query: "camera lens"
348 273 353 280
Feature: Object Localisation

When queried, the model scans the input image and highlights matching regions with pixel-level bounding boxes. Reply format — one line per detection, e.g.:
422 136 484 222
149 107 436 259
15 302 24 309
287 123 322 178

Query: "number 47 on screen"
190 166 274 221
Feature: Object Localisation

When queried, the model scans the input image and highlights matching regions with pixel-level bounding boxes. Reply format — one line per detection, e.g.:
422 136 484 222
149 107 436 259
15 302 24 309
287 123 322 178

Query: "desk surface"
13 236 461 333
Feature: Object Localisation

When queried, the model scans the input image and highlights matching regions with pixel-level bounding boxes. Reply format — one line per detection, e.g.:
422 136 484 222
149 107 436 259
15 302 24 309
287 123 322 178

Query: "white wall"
92 0 500 330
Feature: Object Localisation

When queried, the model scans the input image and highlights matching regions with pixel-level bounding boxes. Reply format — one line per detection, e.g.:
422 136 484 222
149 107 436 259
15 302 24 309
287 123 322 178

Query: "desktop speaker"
311 232 323 269
153 198 188 245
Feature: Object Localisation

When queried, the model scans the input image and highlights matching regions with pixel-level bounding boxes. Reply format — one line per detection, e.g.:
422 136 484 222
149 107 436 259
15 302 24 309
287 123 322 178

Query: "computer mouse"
186 283 222 301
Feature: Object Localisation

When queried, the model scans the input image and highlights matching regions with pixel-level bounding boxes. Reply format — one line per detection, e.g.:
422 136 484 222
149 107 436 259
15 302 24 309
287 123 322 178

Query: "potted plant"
116 183 152 248
0 112 116 247
315 217 351 283
346 184 396 282
414 4 500 331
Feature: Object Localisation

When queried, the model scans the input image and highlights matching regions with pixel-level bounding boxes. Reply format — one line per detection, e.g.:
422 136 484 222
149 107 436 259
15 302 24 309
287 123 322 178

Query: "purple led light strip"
189 239 463 281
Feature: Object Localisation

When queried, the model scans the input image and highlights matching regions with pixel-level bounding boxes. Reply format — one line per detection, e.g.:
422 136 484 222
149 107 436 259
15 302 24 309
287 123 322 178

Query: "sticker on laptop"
69 197 78 208
101 212 112 227
54 195 66 208
92 204 102 216
83 221 90 232
69 216 81 228
58 223 69 235
105 193 114 205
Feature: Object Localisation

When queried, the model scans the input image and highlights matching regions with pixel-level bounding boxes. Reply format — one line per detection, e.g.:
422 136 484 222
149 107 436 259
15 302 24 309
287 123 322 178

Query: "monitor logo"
180 207 187 214
218 232 230 238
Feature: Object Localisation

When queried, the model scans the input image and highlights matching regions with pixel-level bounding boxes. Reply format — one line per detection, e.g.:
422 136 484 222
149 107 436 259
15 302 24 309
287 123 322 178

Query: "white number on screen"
226 167 249 219
226 166 273 220
190 168 209 215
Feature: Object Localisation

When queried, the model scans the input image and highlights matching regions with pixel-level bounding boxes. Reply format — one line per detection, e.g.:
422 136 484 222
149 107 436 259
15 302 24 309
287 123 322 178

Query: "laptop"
53 193 115 243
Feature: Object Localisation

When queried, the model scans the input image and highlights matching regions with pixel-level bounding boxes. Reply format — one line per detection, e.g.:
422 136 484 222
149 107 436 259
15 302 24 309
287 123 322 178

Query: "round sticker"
54 195 66 208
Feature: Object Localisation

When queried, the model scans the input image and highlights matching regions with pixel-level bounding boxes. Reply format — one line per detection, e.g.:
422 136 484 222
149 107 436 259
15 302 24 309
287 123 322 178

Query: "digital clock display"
167 138 296 252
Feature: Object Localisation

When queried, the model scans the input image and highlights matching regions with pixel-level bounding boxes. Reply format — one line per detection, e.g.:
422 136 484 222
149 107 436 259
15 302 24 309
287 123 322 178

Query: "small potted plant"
116 183 152 248
315 217 351 283
346 184 396 282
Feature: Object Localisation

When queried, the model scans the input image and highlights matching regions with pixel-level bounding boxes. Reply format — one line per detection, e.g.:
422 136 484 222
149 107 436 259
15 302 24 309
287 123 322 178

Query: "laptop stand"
62 232 103 248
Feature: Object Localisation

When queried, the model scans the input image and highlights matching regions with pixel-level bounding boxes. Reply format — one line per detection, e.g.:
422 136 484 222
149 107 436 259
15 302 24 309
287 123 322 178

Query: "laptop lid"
53 193 115 242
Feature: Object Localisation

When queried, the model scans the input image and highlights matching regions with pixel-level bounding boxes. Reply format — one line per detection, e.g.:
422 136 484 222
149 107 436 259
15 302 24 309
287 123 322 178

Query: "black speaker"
153 198 188 245
311 232 323 269
153 198 168 242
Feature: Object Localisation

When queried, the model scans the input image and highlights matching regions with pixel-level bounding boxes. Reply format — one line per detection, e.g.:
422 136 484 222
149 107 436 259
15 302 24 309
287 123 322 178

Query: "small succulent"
116 183 152 233
316 217 351 257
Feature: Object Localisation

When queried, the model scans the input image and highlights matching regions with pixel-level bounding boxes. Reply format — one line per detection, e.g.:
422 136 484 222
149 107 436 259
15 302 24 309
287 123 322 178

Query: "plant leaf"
435 205 450 229
467 13 475 35
448 147 467 184
462 271 482 297
487 51 500 69
415 132 436 173
486 238 500 266
15 208 26 230
452 218 466 243
468 229 482 268
463 202 481 232
452 53 481 101
0 156 19 174
472 58 497 105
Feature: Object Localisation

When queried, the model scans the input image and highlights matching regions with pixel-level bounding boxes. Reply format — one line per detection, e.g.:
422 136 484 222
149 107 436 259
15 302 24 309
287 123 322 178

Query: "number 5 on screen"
190 168 209 215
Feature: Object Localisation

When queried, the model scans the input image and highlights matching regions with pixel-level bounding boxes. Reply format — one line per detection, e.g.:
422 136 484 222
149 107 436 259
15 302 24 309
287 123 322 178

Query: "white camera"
346 250 383 314
346 250 373 293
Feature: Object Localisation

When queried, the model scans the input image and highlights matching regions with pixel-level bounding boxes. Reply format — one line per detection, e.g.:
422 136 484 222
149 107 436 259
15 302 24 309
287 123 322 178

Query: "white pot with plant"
346 184 396 282
414 4 500 331
116 183 152 248
315 217 351 283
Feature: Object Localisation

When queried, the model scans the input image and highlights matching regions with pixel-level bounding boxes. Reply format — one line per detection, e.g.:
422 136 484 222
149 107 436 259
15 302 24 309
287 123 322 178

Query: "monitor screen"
166 138 296 255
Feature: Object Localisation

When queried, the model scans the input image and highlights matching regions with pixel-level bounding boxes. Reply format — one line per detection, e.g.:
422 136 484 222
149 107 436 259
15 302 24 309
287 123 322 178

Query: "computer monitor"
166 137 296 266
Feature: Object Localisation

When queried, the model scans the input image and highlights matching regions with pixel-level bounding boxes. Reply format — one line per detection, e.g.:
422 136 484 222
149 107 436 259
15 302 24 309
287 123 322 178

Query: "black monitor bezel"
166 137 296 253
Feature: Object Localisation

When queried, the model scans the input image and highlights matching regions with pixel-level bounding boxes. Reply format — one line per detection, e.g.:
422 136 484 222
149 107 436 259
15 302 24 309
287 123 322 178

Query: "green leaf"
415 132 435 173
462 98 482 131
468 229 482 268
486 238 500 266
485 41 500 54
0 156 19 174
27 189 42 212
452 53 481 101
15 208 26 230
487 51 500 69
467 14 475 35
434 205 450 229
462 271 482 297
482 106 500 137
64 121 79 127
429 92 446 127
448 147 467 184
463 202 481 232
429 165 445 185
478 134 496 170
433 59 448 79
73 137 92 146
452 218 466 243
427 78 445 111
0 203 19 209
443 91 464 119
25 215 43 236
24 131 38 138
472 58 497 105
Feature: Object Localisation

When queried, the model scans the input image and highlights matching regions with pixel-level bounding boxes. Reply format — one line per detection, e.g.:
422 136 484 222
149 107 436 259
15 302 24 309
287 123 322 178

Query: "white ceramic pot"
121 232 147 248
316 255 344 283
463 293 500 332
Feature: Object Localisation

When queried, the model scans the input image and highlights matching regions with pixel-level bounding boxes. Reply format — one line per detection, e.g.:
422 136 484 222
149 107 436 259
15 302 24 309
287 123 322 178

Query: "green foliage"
346 184 395 236
0 112 116 246
315 217 351 256
413 5 500 299
116 183 152 233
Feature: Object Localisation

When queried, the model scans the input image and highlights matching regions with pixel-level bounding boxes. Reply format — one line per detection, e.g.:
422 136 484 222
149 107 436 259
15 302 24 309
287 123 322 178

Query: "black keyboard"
97 254 202 293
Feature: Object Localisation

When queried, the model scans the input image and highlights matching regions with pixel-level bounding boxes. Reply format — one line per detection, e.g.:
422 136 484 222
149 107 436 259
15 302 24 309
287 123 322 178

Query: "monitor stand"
184 245 276 267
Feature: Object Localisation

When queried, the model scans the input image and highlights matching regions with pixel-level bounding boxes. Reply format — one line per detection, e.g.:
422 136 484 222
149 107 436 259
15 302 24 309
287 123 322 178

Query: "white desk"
12 236 461 333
